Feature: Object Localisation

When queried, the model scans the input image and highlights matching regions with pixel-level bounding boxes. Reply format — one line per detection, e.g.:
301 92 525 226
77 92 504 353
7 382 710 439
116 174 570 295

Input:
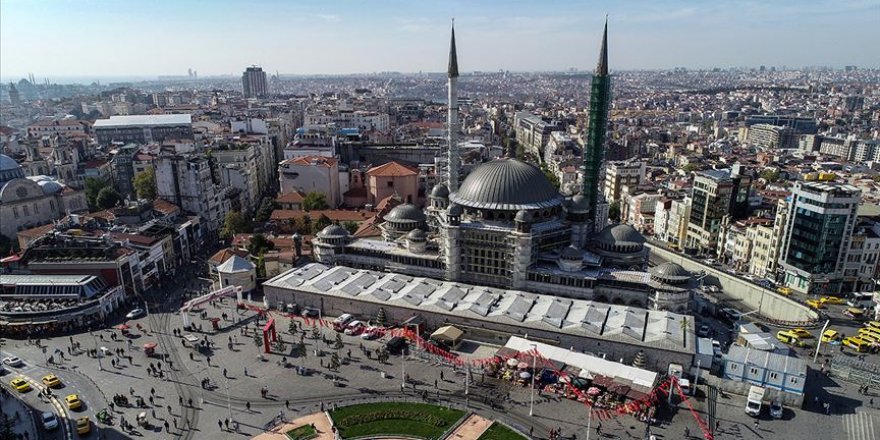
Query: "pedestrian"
179 396 184 406
167 405 172 414
321 402 325 411
219 419 223 431
188 398 193 407
149 396 154 406
164 421 170 432
223 368 227 377
246 401 251 411
173 418 178 429
130 387 135 396
716 420 721 432
244 367 248 377
529 426 533 437
440 371 444 381
151 387 156 396
685 426 690 437
109 402 114 412
596 422 602 434
286 400 290 409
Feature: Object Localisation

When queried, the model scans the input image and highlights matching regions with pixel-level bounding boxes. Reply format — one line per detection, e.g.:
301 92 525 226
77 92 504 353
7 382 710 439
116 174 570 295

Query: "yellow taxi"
76 416 90 435
790 328 814 339
41 374 61 388
821 329 841 343
776 330 810 347
806 299 824 310
843 336 870 352
859 326 880 340
9 377 31 393
858 330 880 343
776 287 793 296
865 321 880 331
844 307 866 319
65 394 83 410
820 296 847 305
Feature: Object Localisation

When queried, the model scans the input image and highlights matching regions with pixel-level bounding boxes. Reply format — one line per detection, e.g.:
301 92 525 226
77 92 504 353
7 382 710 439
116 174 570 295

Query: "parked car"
301 308 319 318
126 308 145 319
789 328 814 339
770 399 784 419
41 374 62 388
344 320 365 336
333 314 354 331
41 412 59 430
720 308 743 321
76 416 91 435
2 356 23 367
361 327 381 340
697 325 712 338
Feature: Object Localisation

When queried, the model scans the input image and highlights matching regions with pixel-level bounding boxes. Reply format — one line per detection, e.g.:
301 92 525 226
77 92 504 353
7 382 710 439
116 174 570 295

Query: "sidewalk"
0 388 39 440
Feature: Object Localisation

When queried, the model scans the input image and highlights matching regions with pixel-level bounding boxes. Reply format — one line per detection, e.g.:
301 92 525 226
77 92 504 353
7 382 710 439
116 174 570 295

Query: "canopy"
115 324 130 330
430 325 464 345
143 343 158 350
517 362 530 370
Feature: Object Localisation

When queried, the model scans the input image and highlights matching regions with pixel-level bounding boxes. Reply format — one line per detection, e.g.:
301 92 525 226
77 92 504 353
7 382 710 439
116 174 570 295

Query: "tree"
334 332 344 349
376 307 387 327
247 233 275 256
302 192 328 211
133 168 157 201
274 337 287 353
311 325 320 340
760 169 780 182
84 177 109 208
329 352 340 370
540 164 560 190
254 333 263 349
254 197 276 223
608 201 621 223
221 211 249 238
288 319 297 334
96 187 121 209
342 221 359 234
683 163 700 173
313 215 332 233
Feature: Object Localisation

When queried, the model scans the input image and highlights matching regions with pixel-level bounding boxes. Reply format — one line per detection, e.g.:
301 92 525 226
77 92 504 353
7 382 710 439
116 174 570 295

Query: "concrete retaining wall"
647 244 818 323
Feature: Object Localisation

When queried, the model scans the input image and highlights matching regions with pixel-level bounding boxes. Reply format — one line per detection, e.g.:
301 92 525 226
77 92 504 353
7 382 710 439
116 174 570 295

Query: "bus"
847 292 875 308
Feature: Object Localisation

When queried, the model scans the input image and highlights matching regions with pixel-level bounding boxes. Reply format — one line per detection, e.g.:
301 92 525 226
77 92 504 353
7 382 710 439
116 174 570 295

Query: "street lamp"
226 379 233 424
90 331 103 371
528 343 537 416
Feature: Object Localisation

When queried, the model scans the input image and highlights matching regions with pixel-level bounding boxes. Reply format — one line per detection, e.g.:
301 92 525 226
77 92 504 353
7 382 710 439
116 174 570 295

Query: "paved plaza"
1 261 878 440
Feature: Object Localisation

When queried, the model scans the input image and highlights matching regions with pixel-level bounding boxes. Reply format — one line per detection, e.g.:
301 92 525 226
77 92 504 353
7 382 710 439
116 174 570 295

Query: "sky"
2 0 879 82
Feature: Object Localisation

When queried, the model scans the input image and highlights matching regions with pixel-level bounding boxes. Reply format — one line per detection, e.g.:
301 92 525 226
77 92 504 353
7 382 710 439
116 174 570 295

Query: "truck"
745 385 765 417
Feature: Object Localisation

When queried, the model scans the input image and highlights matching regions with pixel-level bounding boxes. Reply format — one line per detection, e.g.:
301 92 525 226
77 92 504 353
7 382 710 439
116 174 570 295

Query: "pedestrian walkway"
252 412 334 440
446 414 493 440
842 411 877 440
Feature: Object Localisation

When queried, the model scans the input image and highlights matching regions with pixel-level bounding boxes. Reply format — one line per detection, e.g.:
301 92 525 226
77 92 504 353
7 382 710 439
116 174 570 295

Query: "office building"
514 112 564 158
155 155 231 233
242 66 268 98
604 159 645 204
778 181 861 295
744 115 817 135
685 167 752 253
746 124 796 149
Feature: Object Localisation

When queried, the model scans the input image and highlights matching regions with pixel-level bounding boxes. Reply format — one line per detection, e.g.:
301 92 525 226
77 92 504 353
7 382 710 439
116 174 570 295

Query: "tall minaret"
446 20 460 192
581 17 611 229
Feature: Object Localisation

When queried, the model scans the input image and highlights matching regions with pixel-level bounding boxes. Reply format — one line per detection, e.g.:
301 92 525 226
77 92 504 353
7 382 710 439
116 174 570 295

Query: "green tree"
313 215 333 233
84 177 109 208
759 169 780 182
683 163 700 173
221 211 249 238
540 164 560 190
342 221 359 234
311 325 320 339
300 215 312 233
247 233 275 256
376 307 387 327
254 197 276 223
95 187 121 209
133 168 157 201
254 333 263 348
274 337 287 353
334 332 343 349
608 201 621 222
302 192 328 211
329 352 340 370
288 319 297 334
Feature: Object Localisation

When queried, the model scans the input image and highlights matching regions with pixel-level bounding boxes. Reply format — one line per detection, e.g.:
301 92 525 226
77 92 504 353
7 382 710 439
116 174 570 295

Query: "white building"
723 345 807 395
278 156 341 208
155 155 231 233
217 254 257 293
604 160 645 204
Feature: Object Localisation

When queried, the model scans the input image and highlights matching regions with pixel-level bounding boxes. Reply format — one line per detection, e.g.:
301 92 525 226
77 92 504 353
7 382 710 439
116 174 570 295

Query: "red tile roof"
208 248 250 265
276 191 305 204
282 156 337 167
270 209 376 223
367 161 417 177
152 198 181 216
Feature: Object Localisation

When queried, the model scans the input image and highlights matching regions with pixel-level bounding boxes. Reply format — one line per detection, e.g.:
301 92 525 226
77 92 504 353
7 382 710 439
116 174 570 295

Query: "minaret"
446 20 460 192
581 17 611 231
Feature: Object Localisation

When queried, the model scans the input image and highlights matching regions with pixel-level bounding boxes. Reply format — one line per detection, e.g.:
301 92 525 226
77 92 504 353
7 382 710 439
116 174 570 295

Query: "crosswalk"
843 411 877 440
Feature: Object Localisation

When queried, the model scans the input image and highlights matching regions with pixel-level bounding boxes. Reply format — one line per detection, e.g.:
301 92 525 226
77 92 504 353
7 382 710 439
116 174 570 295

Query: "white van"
847 292 875 308
745 385 765 417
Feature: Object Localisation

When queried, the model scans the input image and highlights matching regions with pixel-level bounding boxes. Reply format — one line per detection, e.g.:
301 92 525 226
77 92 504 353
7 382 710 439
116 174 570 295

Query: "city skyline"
2 0 879 82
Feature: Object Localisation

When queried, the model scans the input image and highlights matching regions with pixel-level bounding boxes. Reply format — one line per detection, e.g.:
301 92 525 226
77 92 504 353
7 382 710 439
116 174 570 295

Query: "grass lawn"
330 402 465 439
285 424 318 440
477 422 527 440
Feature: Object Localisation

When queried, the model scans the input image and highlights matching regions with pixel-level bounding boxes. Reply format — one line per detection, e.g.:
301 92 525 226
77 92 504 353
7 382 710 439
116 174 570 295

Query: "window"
387 181 393 187
769 372 778 380
789 377 799 384
12 207 19 218
749 367 759 375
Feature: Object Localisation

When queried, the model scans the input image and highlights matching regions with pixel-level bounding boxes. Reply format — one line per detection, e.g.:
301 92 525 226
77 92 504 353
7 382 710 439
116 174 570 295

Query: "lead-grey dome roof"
430 183 449 198
317 224 349 238
0 154 20 172
449 159 563 211
594 224 646 247
560 245 582 260
406 228 427 241
650 262 690 280
384 203 426 223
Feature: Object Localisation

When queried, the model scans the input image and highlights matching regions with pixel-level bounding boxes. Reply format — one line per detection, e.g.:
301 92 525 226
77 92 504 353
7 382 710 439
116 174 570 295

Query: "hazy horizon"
2 0 879 81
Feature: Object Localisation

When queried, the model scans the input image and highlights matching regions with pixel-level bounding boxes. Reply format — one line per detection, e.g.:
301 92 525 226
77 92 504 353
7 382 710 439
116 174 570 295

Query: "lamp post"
586 407 592 440
529 343 537 416
226 379 233 424
813 319 831 364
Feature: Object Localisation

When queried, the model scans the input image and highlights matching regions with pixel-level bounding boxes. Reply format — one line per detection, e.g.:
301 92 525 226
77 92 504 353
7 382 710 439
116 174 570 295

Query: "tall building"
685 167 752 253
778 181 861 295
446 23 460 192
8 83 20 106
581 18 611 233
242 66 268 98
604 159 645 204
155 155 231 233
514 112 564 157
93 114 193 145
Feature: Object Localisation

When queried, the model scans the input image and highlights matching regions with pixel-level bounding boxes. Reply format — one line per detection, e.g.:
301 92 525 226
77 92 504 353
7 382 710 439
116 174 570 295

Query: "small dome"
318 224 349 238
384 203 426 223
560 245 582 260
430 183 450 199
28 176 63 194
594 224 646 247
650 262 690 280
447 203 463 216
406 228 427 242
0 154 20 172
514 209 533 222
568 194 590 213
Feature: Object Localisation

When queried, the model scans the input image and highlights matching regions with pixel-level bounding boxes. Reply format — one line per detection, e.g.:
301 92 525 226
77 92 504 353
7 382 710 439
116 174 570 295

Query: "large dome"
450 159 563 210
0 154 25 188
0 154 20 172
384 203 427 223
593 224 646 247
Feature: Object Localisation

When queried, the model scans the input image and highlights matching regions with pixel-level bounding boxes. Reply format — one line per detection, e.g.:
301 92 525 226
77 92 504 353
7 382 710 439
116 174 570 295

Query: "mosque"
312 21 696 313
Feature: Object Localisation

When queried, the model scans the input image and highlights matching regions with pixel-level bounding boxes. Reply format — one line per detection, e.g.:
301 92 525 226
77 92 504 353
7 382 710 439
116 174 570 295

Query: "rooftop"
265 263 695 355
93 114 192 128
